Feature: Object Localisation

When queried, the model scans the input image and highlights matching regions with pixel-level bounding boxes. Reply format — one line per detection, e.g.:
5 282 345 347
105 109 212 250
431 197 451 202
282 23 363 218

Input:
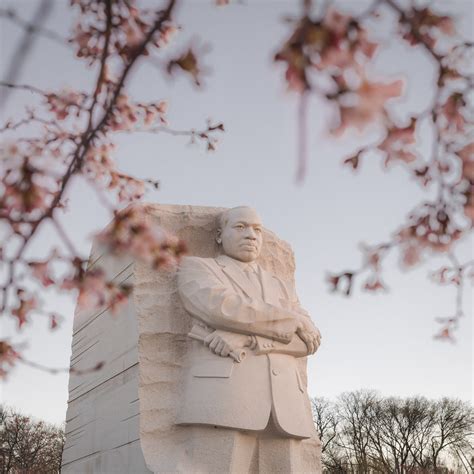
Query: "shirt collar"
232 258 258 272
223 256 258 272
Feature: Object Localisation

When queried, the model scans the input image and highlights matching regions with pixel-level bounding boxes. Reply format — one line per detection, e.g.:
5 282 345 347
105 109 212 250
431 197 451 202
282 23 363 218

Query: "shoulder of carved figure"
178 255 216 273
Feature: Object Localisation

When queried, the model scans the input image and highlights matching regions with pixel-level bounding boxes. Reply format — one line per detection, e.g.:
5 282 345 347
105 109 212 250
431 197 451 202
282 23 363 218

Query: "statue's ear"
216 228 222 245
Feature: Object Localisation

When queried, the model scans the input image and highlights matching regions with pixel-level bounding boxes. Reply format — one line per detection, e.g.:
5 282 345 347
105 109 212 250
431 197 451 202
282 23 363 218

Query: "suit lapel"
215 255 259 299
258 266 282 306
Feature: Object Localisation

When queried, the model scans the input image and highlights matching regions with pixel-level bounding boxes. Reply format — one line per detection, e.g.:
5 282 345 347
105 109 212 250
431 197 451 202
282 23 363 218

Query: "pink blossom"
431 267 449 284
358 34 378 59
457 142 474 162
363 277 387 292
73 24 91 50
401 243 421 267
358 78 403 110
144 110 158 126
95 206 187 268
333 78 404 135
437 16 455 35
124 22 145 48
285 65 307 93
463 185 474 224
50 314 59 330
155 101 167 114
317 45 355 70
143 101 167 126
29 261 55 287
155 25 178 48
83 142 116 183
107 285 131 315
326 272 353 296
109 172 146 202
62 268 108 311
2 178 53 217
0 341 20 378
378 121 418 166
167 48 202 87
325 7 351 36
360 244 387 271
462 161 474 182
12 291 38 328
464 205 474 223
440 93 466 132
457 142 474 182
434 326 454 342
46 89 83 120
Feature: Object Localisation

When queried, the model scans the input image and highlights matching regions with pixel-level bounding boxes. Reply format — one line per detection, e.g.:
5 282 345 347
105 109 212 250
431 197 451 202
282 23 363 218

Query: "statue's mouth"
240 243 257 250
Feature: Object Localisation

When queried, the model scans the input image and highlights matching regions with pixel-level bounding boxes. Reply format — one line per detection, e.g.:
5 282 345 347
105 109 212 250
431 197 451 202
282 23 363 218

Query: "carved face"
218 207 263 262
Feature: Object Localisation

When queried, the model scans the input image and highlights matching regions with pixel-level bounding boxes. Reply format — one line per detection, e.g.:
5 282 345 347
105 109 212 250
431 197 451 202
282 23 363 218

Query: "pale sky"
0 0 472 425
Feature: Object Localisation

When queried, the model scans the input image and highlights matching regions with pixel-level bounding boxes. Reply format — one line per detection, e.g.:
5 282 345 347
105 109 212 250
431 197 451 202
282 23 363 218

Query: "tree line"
1 391 472 473
0 405 64 474
312 391 473 473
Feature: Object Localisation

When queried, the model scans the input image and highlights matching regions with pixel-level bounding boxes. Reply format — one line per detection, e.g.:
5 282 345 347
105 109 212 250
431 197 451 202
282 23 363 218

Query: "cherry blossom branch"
125 121 225 150
5 0 178 253
0 115 59 133
431 254 473 341
0 81 48 97
85 0 113 130
0 335 100 376
275 0 473 339
0 0 217 376
383 0 443 62
19 355 105 376
296 92 309 183
327 240 395 296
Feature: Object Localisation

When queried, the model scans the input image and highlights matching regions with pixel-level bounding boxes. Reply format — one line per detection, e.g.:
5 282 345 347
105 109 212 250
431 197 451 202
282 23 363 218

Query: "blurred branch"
0 0 55 108
274 0 473 338
124 121 225 150
0 5 66 45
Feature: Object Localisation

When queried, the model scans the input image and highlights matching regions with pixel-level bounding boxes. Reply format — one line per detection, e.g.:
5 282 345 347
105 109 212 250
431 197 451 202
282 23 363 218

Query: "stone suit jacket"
176 254 316 439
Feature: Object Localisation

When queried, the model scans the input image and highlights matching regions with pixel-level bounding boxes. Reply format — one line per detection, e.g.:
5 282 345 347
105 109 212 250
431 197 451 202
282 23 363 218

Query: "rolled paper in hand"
187 325 246 363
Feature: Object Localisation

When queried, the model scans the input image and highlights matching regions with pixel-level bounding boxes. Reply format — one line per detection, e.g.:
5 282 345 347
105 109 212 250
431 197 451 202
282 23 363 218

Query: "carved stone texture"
134 204 321 473
135 204 224 472
62 203 321 473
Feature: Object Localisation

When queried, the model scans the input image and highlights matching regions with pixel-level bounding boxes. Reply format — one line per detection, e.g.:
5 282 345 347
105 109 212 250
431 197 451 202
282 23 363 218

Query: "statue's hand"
204 330 253 358
296 316 321 355
293 305 311 319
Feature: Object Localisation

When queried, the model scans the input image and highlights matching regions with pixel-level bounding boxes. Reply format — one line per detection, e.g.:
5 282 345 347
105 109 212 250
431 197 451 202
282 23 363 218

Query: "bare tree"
317 391 473 474
335 390 379 473
429 398 474 471
0 405 64 474
312 397 339 453
366 396 436 473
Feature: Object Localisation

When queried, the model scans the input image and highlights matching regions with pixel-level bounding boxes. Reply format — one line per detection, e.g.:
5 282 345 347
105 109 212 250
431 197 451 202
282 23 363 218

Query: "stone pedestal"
62 204 322 473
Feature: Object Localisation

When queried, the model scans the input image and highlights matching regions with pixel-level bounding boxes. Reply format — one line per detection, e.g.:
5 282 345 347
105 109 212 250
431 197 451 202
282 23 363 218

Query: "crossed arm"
177 257 321 355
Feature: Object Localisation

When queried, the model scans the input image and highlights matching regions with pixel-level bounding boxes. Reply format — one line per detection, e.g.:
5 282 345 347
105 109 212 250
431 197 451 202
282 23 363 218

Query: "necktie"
244 266 263 297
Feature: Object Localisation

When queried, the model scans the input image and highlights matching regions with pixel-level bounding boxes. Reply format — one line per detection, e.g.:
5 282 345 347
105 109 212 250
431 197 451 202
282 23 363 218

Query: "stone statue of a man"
176 206 322 473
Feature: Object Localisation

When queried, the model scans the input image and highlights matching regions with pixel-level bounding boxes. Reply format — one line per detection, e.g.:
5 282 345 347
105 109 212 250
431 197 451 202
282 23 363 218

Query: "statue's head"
216 206 263 262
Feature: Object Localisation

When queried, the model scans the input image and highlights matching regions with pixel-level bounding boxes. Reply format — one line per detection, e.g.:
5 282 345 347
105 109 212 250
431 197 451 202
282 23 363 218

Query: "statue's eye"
255 228 262 233
235 224 244 230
